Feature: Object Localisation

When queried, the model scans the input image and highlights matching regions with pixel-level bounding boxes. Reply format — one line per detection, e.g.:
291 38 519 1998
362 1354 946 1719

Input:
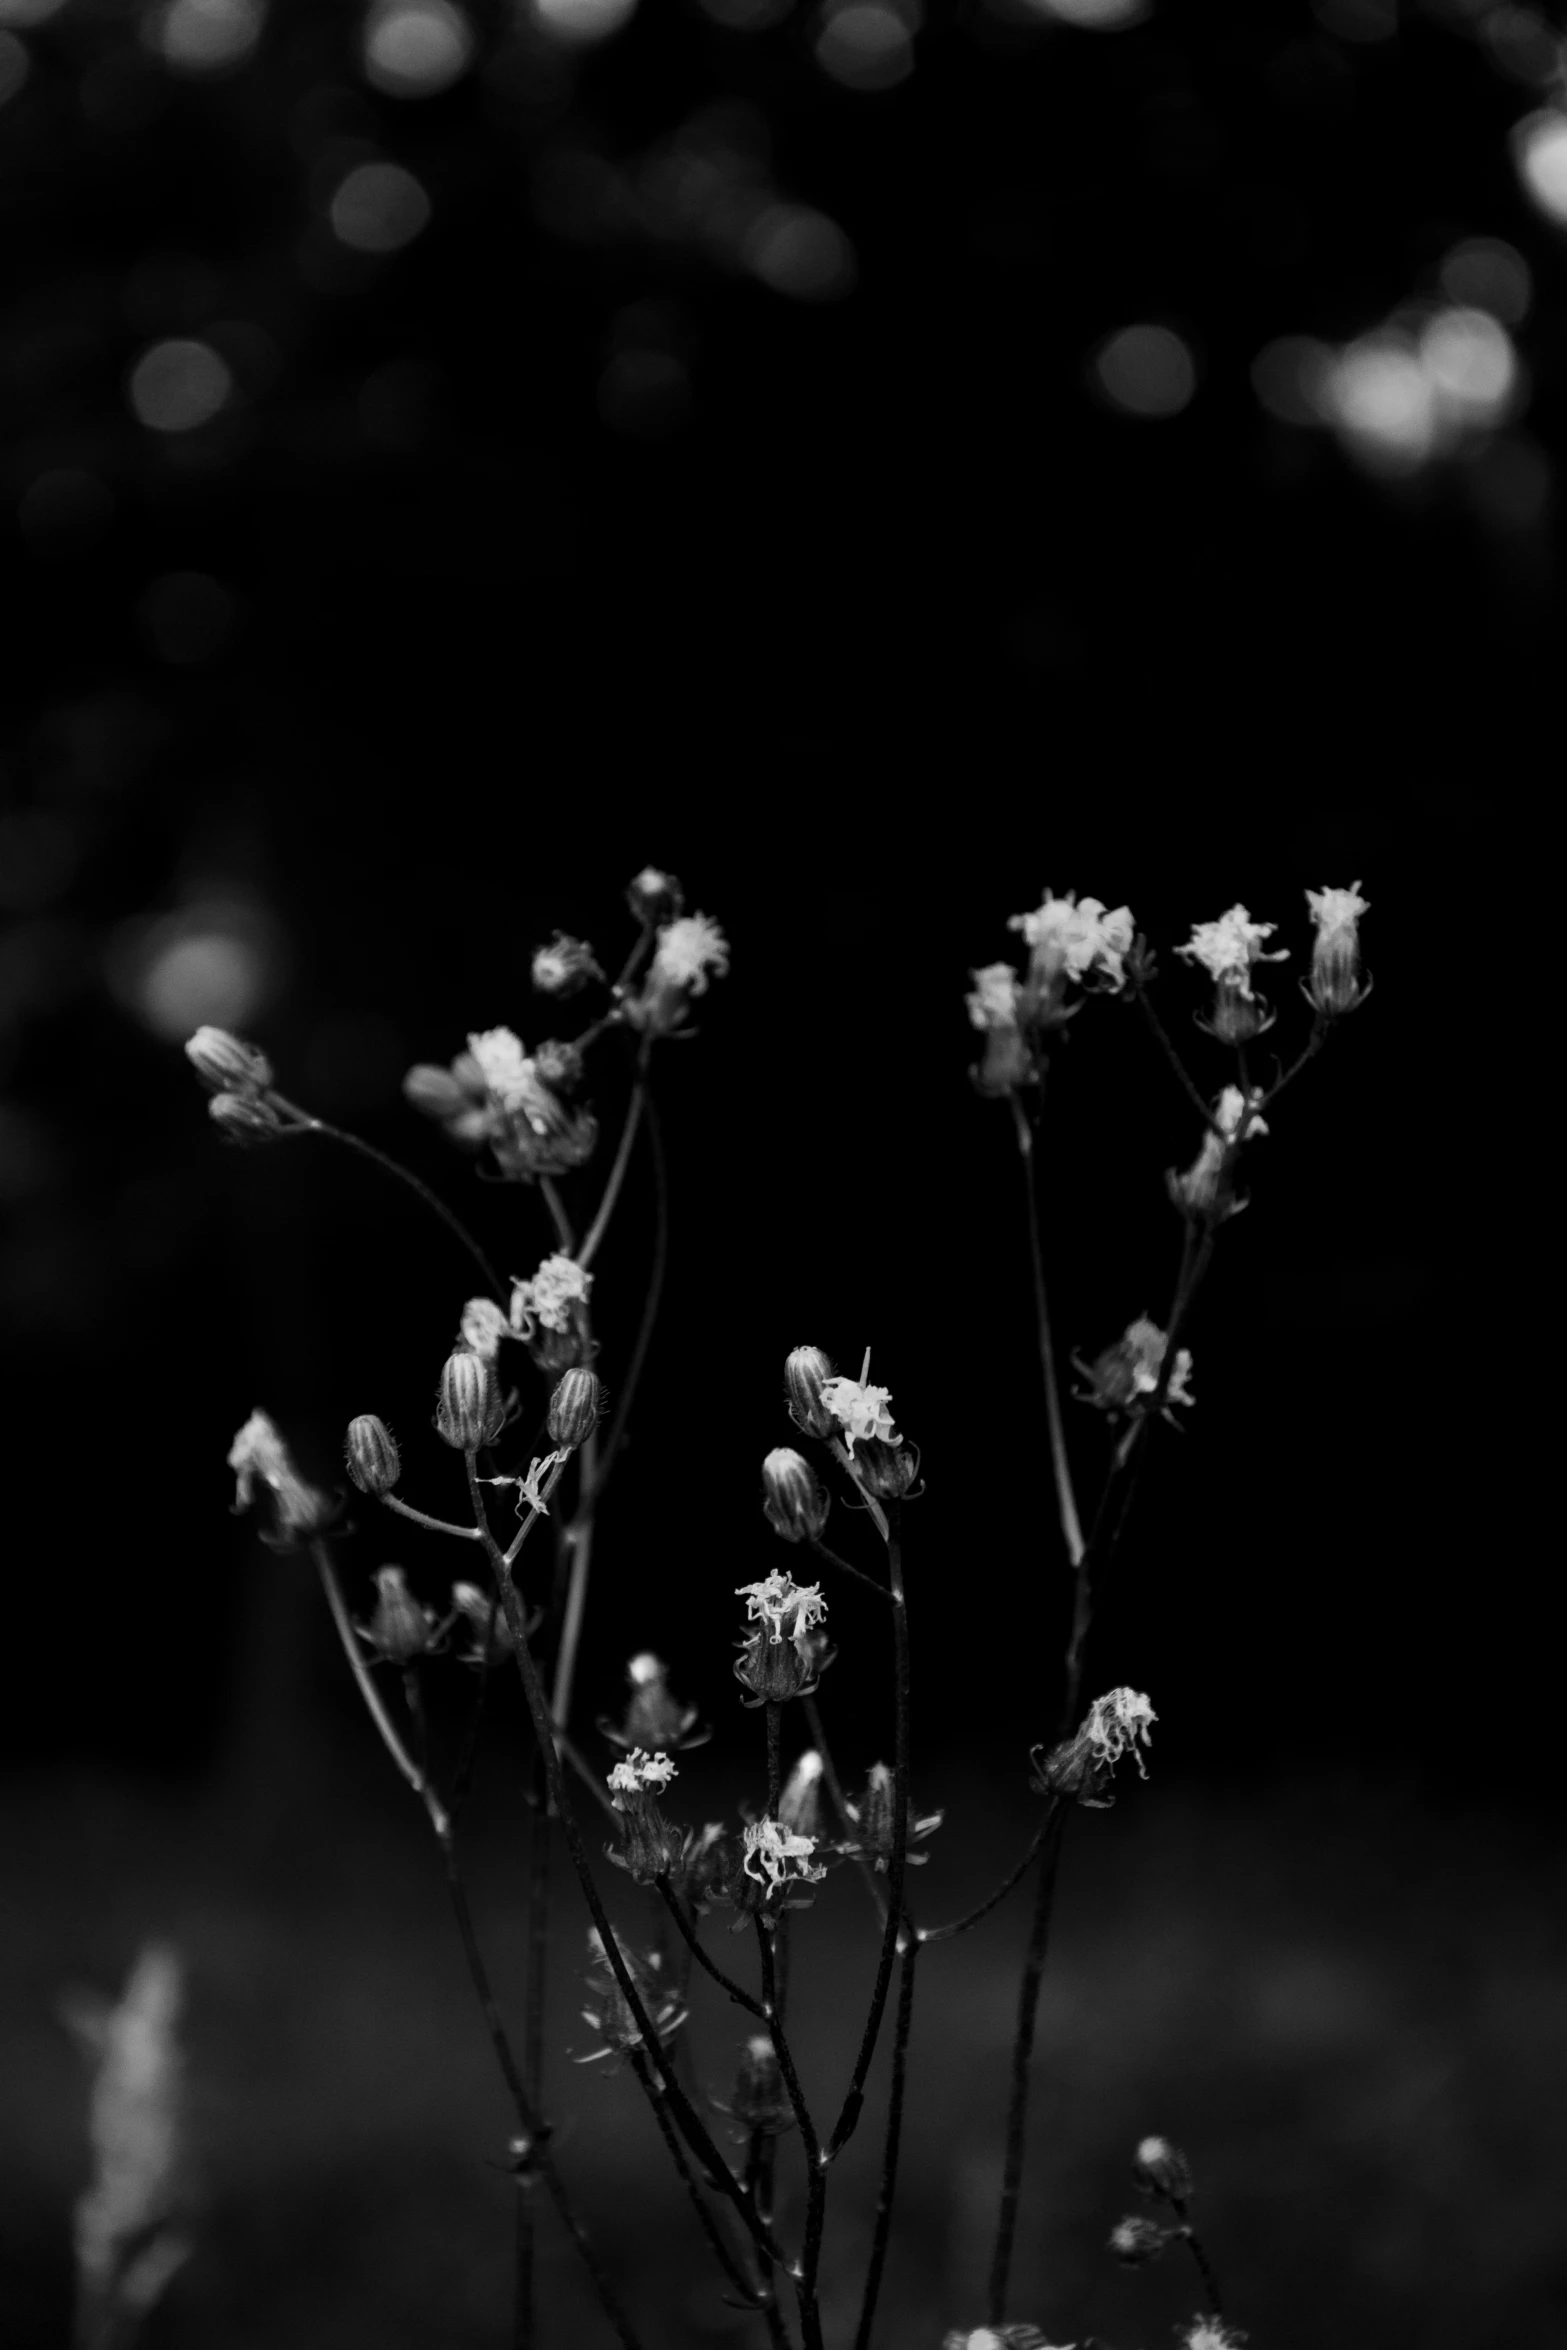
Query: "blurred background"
0 0 1558 2340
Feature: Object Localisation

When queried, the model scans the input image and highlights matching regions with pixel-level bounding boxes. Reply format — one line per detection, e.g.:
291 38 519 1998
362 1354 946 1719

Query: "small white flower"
1305 882 1369 942
632 864 675 902
227 1410 325 1535
965 962 1022 1032
607 1748 679 1799
1179 2322 1247 2350
531 931 601 994
1214 1085 1269 1143
741 1817 828 1889
735 1571 828 1648
509 1251 593 1338
1083 1688 1157 1776
627 1651 665 1685
651 913 730 995
818 1375 900 1457
460 1298 511 1361
467 1027 532 1104
1008 890 1135 989
1174 905 1289 998
1120 1319 1195 1409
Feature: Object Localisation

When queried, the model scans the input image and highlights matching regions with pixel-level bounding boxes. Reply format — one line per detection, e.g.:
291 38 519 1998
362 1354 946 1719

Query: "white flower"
1121 1319 1194 1409
627 1651 665 1685
651 913 730 995
1082 1687 1157 1776
818 1375 899 1456
735 1571 828 1648
467 1027 532 1104
607 1748 679 1799
1305 881 1371 1016
1179 2323 1247 2350
531 931 601 994
741 1817 828 1889
778 1750 825 1837
227 1409 325 1535
509 1252 593 1337
966 962 1022 1032
1174 905 1289 998
1214 1085 1268 1143
1008 889 1136 990
1305 881 1370 942
460 1298 511 1361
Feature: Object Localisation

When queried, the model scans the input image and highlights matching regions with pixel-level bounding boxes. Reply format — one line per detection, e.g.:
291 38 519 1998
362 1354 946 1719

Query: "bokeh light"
743 205 857 299
1318 334 1438 472
814 1 917 92
530 0 638 43
1438 236 1532 325
1418 306 1517 424
329 161 432 253
112 903 281 1040
1091 323 1197 417
1512 110 1567 227
149 0 265 73
1016 0 1147 27
362 0 474 96
127 339 234 432
0 27 27 100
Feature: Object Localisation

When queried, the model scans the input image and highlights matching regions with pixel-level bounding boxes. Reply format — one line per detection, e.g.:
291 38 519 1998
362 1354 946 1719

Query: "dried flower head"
741 1817 828 1894
433 1027 598 1179
1178 2322 1247 2350
626 912 730 1035
1174 906 1288 998
734 1574 833 1704
818 1372 900 1459
836 1761 944 1869
531 931 603 997
357 1566 443 1664
1074 1319 1193 1418
736 1571 828 1648
227 1409 330 1543
1305 881 1371 1017
460 1297 511 1363
1166 1087 1268 1224
1032 1687 1157 1808
1009 889 1135 992
606 1749 685 1883
575 1929 687 2068
509 1253 594 1340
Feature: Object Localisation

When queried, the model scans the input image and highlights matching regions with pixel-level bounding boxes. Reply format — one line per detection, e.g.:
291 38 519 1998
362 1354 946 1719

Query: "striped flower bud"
761 1448 830 1543
208 1090 284 1144
783 1346 836 1441
344 1415 400 1495
547 1367 603 1452
435 1350 504 1451
185 1025 274 1093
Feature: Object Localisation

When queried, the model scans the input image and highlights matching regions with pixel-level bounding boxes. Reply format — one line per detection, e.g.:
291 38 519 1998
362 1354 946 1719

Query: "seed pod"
548 1367 603 1451
185 1025 274 1093
435 1350 504 1451
345 1415 401 1496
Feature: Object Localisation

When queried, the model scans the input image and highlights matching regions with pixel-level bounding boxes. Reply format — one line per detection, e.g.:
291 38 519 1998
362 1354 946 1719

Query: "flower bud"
531 934 602 998
185 1025 274 1093
208 1090 285 1144
783 1346 837 1441
1132 2134 1194 2202
626 866 684 924
547 1367 603 1452
853 1437 921 1502
362 1565 439 1663
532 1037 585 1095
345 1414 401 1495
726 2034 795 2137
761 1448 830 1543
403 1062 474 1120
435 1350 504 1451
1109 2213 1174 2264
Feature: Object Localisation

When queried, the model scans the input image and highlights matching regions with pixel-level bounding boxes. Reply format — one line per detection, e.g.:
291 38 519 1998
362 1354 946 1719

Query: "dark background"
0 0 1556 2341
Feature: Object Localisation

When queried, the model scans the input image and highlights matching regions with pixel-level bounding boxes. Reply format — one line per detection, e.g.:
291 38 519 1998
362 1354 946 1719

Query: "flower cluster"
228 1410 330 1545
818 1373 899 1457
404 1026 597 1180
967 888 1135 1095
1032 1687 1158 1809
1009 890 1136 991
185 1025 284 1144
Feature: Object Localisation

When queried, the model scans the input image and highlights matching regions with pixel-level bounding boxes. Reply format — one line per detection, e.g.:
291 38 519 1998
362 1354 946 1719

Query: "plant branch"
986 1804 1068 2326
1011 1093 1085 1570
852 1933 920 2350
756 1921 826 2350
656 1881 769 2020
270 1097 504 1298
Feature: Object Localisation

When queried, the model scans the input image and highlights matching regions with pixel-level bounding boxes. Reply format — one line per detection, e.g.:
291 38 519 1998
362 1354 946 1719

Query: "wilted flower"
575 1929 687 2069
966 962 1034 1097
1305 882 1371 1017
598 1651 707 1752
531 931 603 997
1167 1086 1267 1224
712 2034 795 2140
228 1409 330 1543
1133 2134 1195 2201
356 1566 442 1664
509 1253 593 1340
625 912 730 1036
1032 1687 1157 1808
606 1749 686 1883
67 1944 190 2350
1176 904 1289 1042
1179 2321 1247 2350
736 1571 827 1648
835 1762 944 1870
734 1574 833 1704
1008 889 1135 993
741 1817 828 1894
627 866 684 924
405 1033 597 1177
1074 1319 1194 1418
460 1297 511 1363
818 1372 900 1460
1110 2213 1175 2264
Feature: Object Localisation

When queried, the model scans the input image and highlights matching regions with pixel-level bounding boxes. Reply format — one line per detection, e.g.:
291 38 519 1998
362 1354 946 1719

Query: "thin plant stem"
986 1804 1068 2326
656 1881 769 2020
756 1920 825 2350
628 2052 769 2310
1171 2210 1224 2316
463 1454 788 2272
381 1493 483 1542
311 1545 640 2348
540 1176 576 1255
824 1507 911 2166
550 1428 599 1730
806 1537 891 1603
521 1756 552 2345
576 1050 649 1273
800 1694 887 1928
1258 1013 1328 1109
1129 985 1222 1131
852 1933 920 2350
766 1703 782 1815
270 1097 504 1298
918 1805 1060 1946
585 1085 668 1498
1010 1094 1085 1570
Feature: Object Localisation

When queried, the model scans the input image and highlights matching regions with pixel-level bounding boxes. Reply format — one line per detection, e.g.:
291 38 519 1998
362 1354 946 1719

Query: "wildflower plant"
196 867 1372 2349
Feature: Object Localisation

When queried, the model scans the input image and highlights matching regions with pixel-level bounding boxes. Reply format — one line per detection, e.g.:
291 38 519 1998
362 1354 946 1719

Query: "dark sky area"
0 0 1549 1800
